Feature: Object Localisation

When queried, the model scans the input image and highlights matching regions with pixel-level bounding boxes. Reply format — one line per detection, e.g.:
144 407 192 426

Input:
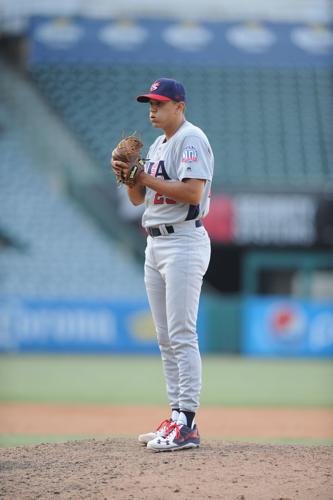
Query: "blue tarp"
28 17 333 67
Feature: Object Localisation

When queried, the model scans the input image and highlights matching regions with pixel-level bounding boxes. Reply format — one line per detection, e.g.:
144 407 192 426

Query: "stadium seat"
0 103 146 299
30 65 333 191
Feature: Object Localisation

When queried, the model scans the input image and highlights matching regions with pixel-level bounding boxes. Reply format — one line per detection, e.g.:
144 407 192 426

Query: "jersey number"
154 193 176 205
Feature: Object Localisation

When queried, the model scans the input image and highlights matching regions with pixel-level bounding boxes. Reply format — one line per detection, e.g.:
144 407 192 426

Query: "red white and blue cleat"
147 421 200 452
138 418 174 445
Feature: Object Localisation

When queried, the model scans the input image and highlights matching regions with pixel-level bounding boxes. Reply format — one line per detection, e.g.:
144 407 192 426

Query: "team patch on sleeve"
181 145 199 163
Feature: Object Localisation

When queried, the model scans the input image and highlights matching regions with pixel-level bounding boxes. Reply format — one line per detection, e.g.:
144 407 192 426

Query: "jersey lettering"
154 192 164 204
146 160 170 180
145 161 154 175
153 193 176 205
155 161 170 180
142 121 213 227
166 197 177 204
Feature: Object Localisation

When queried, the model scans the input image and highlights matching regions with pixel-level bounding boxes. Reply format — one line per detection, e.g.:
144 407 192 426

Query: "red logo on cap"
150 81 160 92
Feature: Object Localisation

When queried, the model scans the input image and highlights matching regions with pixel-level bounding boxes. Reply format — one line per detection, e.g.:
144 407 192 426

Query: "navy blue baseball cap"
137 78 186 103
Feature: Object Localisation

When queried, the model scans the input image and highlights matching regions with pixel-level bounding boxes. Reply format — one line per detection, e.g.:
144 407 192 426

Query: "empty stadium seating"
0 104 146 299
31 64 333 191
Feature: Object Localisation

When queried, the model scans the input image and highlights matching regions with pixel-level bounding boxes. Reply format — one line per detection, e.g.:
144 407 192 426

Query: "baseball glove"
111 134 144 187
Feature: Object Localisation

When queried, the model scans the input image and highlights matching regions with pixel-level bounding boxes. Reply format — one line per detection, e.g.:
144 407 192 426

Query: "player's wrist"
138 170 148 185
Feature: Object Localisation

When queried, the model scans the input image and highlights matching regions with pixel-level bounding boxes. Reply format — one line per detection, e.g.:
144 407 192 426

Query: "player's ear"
176 101 186 113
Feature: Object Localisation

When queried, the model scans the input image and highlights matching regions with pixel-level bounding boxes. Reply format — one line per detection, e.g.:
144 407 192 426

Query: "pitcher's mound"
1 438 332 499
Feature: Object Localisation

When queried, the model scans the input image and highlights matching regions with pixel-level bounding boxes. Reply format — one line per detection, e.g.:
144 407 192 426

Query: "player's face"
149 100 184 129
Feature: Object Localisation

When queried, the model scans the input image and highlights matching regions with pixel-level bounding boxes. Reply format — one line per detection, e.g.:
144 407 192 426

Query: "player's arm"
127 182 146 205
138 173 205 205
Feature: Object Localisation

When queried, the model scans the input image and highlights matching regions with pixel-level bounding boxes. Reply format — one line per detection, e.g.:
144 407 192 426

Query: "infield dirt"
1 438 333 499
1 404 333 499
1 403 333 440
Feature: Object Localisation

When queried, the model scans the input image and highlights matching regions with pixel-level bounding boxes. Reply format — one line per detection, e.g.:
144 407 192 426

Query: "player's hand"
111 134 144 186
111 158 130 178
111 158 144 187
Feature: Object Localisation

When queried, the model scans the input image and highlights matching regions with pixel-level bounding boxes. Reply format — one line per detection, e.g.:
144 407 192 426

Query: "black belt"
147 220 202 237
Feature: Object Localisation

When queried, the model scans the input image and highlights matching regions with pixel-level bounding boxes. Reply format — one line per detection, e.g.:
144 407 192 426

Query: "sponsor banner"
0 297 207 353
243 297 333 356
204 194 320 246
28 17 333 67
234 194 316 246
0 297 157 353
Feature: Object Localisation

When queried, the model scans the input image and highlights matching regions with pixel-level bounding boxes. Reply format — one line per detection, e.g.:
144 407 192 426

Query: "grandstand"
0 102 146 299
30 64 333 193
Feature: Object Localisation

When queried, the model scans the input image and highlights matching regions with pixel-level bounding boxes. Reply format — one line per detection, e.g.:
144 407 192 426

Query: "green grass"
0 355 332 407
0 434 104 448
1 434 332 448
212 436 333 446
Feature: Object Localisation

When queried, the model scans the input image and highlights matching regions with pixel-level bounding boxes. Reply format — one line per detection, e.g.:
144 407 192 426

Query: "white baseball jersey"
142 120 214 228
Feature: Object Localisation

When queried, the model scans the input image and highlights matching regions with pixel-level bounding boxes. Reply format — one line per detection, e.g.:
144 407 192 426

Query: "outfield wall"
0 294 332 356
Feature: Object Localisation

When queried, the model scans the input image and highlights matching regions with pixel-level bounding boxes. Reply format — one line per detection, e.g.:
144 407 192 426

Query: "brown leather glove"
111 135 144 187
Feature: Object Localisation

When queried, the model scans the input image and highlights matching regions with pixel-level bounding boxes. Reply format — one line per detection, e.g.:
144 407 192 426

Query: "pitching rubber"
138 432 158 444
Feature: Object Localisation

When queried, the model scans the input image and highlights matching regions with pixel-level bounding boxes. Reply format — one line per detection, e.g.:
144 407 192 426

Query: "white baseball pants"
144 221 211 413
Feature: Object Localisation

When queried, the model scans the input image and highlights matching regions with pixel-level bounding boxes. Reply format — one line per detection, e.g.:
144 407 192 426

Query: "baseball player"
112 78 214 451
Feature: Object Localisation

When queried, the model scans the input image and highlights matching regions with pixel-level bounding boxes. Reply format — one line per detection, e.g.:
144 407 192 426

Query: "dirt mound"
1 438 332 499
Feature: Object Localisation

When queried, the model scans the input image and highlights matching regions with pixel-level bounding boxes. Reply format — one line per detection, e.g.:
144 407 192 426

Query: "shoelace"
156 418 173 435
164 421 181 439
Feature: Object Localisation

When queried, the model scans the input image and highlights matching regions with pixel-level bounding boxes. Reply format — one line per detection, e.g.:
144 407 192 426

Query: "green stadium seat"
30 65 333 191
